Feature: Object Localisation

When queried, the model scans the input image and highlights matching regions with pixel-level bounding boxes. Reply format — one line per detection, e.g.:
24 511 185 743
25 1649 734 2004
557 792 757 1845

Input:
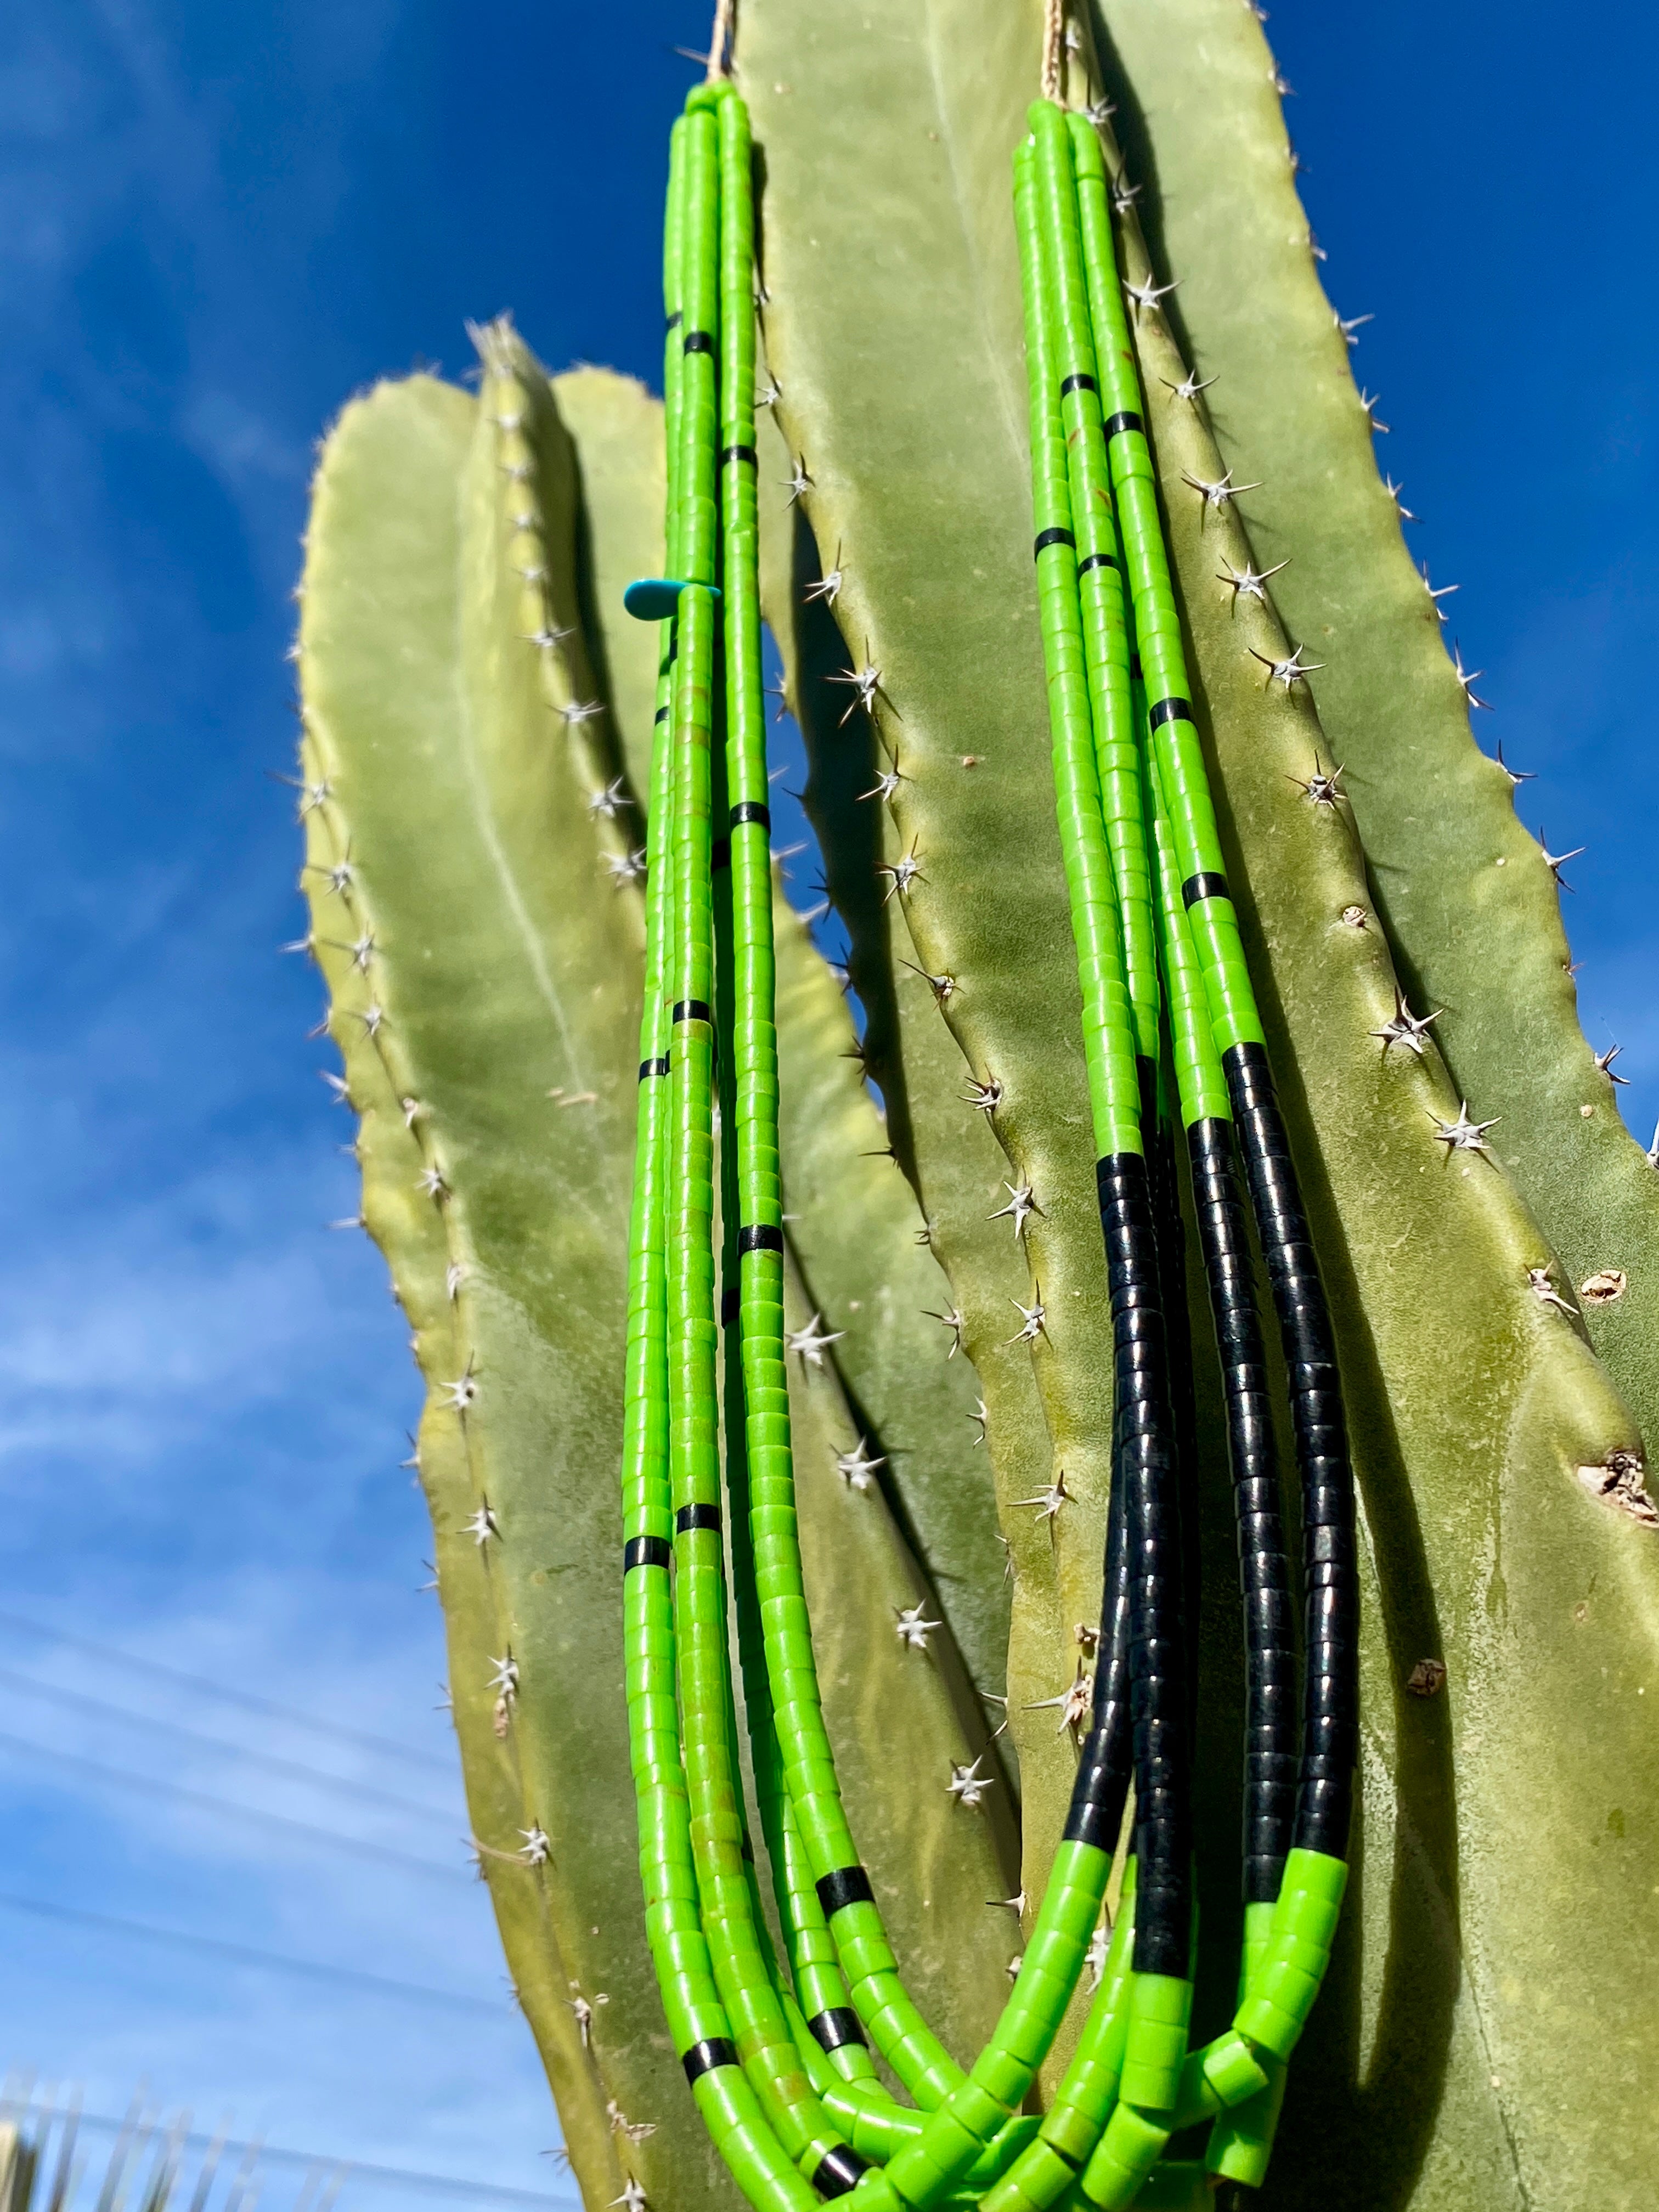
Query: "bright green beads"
616 65 1350 2212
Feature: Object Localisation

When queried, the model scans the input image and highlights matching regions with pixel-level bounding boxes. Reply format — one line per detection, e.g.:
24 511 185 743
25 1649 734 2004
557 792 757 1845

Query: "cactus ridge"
1094 0 1659 1465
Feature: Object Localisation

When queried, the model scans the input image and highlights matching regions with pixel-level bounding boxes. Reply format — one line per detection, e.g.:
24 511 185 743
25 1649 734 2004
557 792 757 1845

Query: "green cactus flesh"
734 0 1659 2199
297 354 1022 2209
1092 0 1659 1463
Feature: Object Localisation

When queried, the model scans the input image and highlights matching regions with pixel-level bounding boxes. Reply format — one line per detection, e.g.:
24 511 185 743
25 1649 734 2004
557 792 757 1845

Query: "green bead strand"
1146 739 1231 1131
974 1861 1140 2212
1065 110 1265 1061
616 90 824 2212
1012 133 1142 1165
1028 103 1160 1075
709 88 876 2095
666 94 874 2197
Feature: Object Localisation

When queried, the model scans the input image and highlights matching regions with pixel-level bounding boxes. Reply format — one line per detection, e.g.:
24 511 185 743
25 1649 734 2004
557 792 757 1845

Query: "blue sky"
0 2 1651 2207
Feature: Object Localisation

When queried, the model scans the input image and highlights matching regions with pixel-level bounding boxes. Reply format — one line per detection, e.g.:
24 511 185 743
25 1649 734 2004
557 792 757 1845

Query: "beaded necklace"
615 32 1357 2212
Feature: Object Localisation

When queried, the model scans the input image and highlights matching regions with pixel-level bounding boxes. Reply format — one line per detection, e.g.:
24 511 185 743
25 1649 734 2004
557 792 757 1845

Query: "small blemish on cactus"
1407 1659 1447 1699
1577 1451 1658 1527
1580 1270 1629 1306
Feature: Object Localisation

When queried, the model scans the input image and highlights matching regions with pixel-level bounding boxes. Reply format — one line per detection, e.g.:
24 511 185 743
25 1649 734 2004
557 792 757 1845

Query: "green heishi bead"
1230 1850 1348 2064
1204 1896 1283 2180
1079 2097 1170 2211
618 88 828 2212
1147 741 1231 1129
667 91 868 2192
1065 109 1266 1060
1115 1973 1191 2113
872 1840 1111 2210
1013 129 1142 1164
978 1863 1139 2212
1029 101 1160 1070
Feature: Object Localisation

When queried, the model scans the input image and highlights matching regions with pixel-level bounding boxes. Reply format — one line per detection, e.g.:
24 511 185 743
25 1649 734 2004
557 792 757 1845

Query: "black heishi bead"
814 2148 870 2199
808 2007 867 2053
680 2038 738 2084
815 1865 874 1917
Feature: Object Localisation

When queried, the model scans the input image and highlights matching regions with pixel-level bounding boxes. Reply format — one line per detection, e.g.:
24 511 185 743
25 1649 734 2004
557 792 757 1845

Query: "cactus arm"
1069 44 1659 2202
1093 0 1659 1456
296 374 645 2209
302 349 1024 2177
303 371 738 2203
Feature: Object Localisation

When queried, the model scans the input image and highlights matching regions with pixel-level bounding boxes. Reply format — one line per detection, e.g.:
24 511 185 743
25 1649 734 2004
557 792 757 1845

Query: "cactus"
292 4 1658 2205
1091 0 1659 1459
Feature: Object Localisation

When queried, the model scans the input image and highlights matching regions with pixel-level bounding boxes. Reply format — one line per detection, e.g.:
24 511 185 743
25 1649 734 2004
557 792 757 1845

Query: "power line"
15 2106 571 2209
0 1612 450 1775
0 1893 511 2017
0 1667 456 1828
0 1730 472 1884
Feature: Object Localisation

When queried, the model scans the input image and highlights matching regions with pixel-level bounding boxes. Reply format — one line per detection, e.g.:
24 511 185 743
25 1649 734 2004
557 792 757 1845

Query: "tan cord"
1041 0 1064 102
706 0 733 81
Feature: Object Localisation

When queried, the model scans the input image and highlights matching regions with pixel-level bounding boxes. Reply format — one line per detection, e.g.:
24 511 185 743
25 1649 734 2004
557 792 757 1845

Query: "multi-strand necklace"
615 44 1357 2212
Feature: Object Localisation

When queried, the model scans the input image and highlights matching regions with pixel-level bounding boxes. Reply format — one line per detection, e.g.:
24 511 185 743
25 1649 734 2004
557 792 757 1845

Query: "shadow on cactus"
292 4 1659 2208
